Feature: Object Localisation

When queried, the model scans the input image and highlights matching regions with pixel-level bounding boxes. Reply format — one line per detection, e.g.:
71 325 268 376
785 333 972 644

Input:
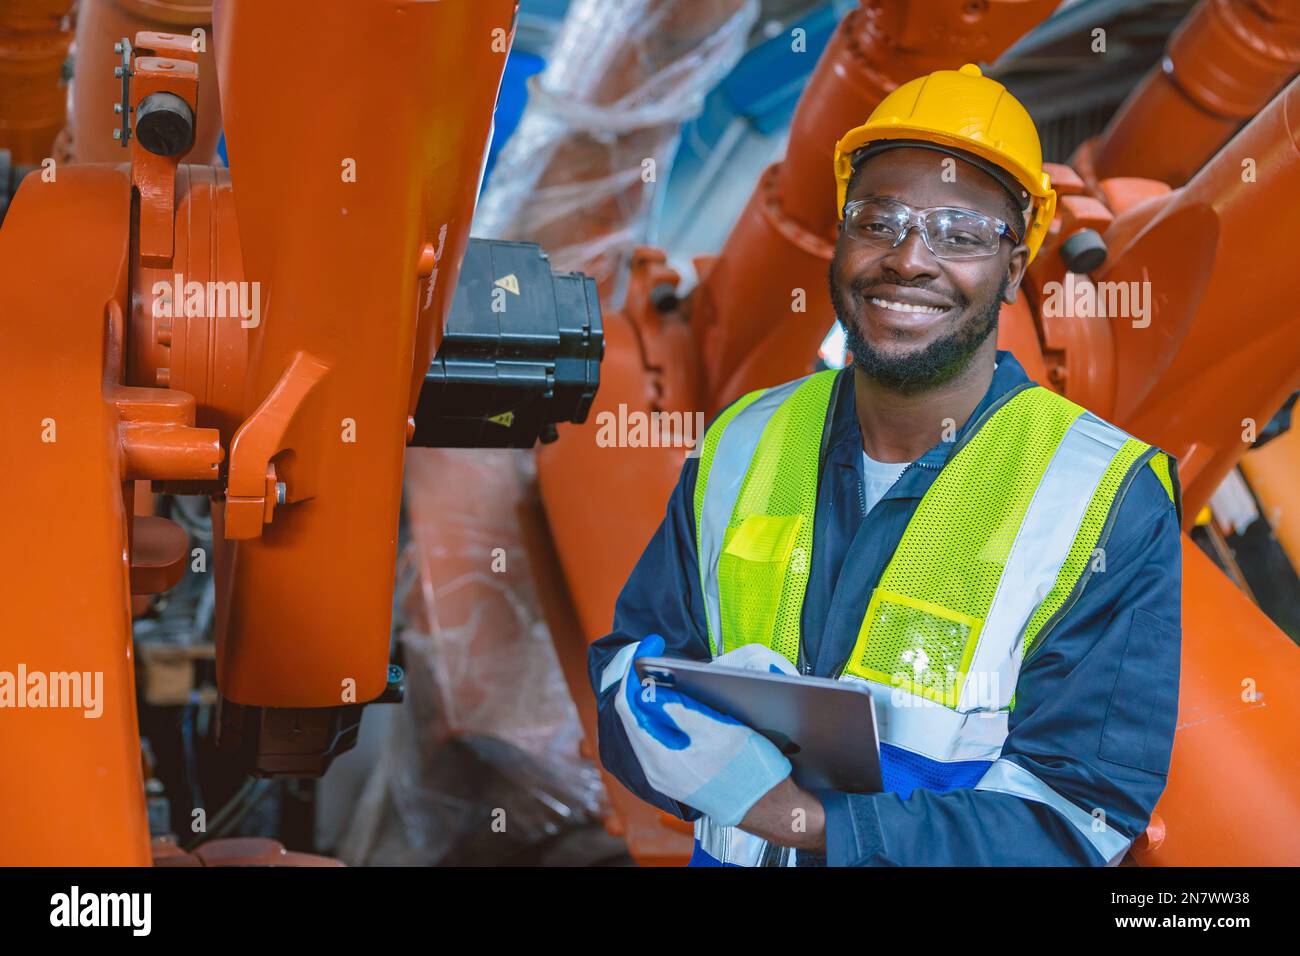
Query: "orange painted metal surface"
1079 0 1300 189
1 0 520 863
129 514 190 594
0 0 74 164
70 0 224 164
129 163 248 438
1133 539 1300 865
1090 75 1300 522
208 0 516 707
0 166 151 865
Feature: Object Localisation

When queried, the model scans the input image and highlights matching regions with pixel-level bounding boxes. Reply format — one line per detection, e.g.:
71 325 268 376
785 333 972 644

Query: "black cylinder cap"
135 92 195 157
1059 229 1108 274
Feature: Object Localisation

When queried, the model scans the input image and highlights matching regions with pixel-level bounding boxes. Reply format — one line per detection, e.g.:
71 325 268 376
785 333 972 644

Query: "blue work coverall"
587 350 1183 865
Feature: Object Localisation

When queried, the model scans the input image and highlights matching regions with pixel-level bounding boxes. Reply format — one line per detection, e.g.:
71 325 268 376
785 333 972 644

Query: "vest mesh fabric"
843 387 1084 707
1148 450 1175 504
714 370 837 664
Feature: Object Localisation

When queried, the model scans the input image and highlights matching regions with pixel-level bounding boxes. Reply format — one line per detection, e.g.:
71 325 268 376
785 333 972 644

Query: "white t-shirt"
862 448 911 515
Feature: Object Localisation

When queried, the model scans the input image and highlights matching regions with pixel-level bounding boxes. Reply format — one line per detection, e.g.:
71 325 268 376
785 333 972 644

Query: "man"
588 64 1182 866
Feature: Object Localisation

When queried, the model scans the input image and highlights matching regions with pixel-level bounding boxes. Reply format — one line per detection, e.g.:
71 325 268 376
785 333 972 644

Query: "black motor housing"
411 238 603 448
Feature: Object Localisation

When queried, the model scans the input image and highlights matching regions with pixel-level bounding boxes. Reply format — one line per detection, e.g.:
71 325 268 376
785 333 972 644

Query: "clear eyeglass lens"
847 200 1000 259
926 209 999 256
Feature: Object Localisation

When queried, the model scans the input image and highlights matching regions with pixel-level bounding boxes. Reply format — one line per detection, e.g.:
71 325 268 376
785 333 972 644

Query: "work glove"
613 635 794 827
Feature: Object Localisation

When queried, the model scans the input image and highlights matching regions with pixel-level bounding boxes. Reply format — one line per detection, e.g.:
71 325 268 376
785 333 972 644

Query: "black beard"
830 269 1007 396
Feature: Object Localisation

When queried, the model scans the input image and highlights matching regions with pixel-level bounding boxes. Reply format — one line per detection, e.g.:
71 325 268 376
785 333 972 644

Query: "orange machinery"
67 0 224 165
513 0 1300 864
0 0 72 163
2 0 1298 868
0 0 525 864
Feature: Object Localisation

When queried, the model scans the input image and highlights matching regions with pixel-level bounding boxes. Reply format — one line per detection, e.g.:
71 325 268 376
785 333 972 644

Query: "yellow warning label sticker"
488 410 515 427
494 274 520 295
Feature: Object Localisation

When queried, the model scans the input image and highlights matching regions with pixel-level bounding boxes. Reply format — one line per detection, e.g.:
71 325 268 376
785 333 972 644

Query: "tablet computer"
633 656 882 794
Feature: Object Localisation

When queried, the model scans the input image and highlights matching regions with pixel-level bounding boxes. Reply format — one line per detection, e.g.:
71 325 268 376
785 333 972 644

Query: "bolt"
113 41 124 54
114 66 123 78
113 103 123 114
112 129 121 140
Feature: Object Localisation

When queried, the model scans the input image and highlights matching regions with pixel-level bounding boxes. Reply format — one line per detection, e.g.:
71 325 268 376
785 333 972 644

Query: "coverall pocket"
1098 607 1180 774
716 513 804 653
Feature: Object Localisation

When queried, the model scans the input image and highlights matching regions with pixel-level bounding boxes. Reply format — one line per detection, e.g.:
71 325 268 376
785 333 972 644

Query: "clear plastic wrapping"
474 0 758 297
338 448 609 865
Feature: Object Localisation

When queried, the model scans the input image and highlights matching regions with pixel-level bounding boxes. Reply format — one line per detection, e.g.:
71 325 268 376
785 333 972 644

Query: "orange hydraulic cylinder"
1095 75 1300 522
1135 538 1300 865
210 0 515 707
1083 0 1300 189
70 0 223 164
0 0 74 164
0 166 151 865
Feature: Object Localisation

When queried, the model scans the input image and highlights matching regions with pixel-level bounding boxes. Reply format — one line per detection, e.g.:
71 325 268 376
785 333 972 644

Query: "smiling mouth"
866 296 949 315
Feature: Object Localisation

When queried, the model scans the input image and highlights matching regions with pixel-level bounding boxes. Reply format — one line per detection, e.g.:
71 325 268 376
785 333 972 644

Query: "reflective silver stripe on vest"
698 375 811 658
840 674 1008 762
974 758 1134 865
838 411 1133 766
695 816 771 866
958 411 1129 712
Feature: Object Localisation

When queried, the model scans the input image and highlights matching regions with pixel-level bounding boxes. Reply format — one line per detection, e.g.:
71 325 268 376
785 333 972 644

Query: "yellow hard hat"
833 63 1057 264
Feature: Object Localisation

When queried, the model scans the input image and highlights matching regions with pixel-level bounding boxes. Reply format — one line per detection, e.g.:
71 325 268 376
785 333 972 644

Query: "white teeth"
869 297 946 315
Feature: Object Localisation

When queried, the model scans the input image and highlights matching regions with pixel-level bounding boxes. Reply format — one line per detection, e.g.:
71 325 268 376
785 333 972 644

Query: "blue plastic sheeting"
669 3 838 194
483 51 547 190
718 4 839 134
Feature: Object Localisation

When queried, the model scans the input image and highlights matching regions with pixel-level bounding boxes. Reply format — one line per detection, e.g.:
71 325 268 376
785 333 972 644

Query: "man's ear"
1003 245 1029 304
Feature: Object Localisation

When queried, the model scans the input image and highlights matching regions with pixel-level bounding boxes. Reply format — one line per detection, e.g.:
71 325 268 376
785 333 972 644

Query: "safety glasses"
842 197 1021 260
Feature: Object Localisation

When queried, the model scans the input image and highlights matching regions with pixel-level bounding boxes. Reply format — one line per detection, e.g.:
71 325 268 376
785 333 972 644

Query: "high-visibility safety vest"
690 368 1178 867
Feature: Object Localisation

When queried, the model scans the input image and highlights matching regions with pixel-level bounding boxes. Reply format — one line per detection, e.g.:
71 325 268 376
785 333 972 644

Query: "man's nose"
879 225 939 281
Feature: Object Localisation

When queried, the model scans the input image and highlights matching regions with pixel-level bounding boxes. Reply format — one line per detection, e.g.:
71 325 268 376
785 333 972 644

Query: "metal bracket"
114 37 132 147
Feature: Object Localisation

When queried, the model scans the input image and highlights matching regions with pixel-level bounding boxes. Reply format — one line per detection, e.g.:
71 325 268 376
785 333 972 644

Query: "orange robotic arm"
0 0 522 863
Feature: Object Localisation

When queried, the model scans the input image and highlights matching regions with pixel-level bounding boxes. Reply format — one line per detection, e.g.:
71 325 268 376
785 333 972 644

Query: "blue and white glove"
612 635 795 827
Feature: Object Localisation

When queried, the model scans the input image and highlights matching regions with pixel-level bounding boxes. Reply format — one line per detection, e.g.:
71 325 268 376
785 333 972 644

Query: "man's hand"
738 776 826 851
613 635 793 827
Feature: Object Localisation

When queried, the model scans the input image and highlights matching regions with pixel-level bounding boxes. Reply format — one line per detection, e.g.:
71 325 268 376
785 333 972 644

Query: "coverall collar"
825 349 1033 500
